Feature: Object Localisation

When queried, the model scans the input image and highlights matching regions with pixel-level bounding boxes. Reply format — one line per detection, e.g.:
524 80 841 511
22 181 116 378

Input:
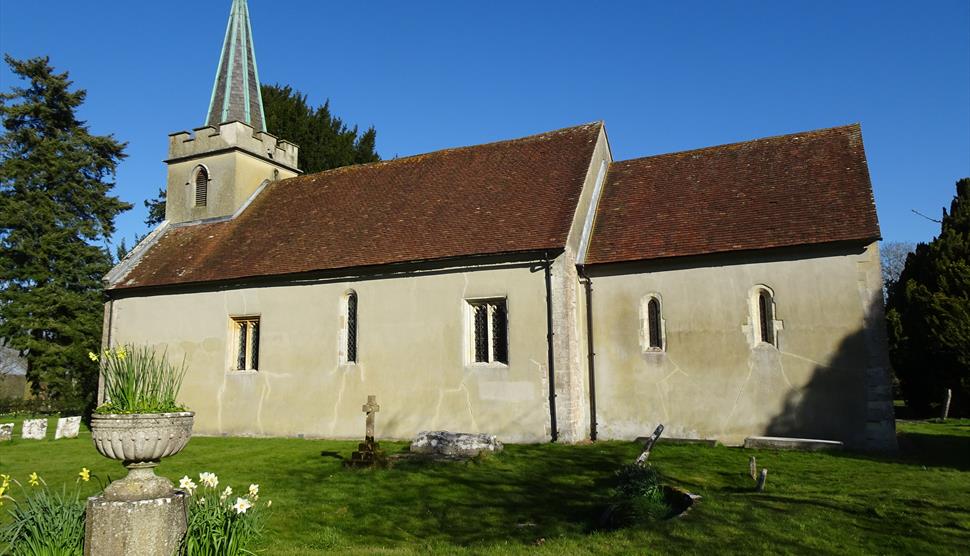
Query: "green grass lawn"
2 416 968 555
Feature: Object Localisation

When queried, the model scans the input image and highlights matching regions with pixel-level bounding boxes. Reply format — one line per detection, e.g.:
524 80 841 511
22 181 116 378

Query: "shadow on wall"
764 297 886 449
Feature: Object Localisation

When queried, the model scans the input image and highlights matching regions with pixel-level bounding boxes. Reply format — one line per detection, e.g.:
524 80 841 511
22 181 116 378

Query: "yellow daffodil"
115 347 127 360
79 468 90 482
1 474 9 488
87 351 98 361
28 472 40 487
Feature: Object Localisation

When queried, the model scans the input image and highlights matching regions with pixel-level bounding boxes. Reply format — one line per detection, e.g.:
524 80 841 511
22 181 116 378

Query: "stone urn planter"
90 411 194 501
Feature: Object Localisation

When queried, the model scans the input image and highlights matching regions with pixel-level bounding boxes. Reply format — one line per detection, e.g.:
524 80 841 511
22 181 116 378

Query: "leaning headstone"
21 418 47 440
0 423 13 441
635 424 665 465
410 431 504 458
55 416 82 439
749 456 758 481
942 388 952 421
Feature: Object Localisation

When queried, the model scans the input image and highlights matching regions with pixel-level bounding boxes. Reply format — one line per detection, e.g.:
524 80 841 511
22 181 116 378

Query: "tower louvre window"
195 167 208 207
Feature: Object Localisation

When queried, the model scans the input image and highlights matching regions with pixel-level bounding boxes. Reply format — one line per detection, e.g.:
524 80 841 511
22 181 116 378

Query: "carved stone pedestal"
346 438 385 468
84 492 187 556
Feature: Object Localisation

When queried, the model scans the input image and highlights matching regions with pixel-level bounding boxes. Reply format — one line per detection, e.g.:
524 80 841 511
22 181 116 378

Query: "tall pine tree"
886 178 970 416
0 56 131 408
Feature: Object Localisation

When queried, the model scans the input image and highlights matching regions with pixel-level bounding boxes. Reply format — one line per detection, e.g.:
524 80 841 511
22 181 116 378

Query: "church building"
104 0 896 451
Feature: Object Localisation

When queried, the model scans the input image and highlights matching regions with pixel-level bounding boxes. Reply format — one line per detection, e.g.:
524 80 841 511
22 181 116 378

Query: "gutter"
543 251 558 442
578 265 597 441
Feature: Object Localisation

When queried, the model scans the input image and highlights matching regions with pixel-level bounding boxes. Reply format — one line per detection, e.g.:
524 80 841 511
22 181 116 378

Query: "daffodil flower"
220 486 233 500
79 468 90 482
199 472 218 489
115 347 127 360
248 484 259 498
179 475 197 494
28 472 40 487
266 500 272 507
232 497 252 514
87 351 98 361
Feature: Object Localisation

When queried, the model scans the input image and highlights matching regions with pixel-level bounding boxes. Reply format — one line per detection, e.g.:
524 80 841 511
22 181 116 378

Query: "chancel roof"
585 124 881 265
110 123 603 290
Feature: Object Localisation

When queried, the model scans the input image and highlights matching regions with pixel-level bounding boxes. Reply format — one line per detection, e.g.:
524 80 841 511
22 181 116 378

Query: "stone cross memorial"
0 423 13 442
21 418 47 440
346 395 385 468
55 416 82 440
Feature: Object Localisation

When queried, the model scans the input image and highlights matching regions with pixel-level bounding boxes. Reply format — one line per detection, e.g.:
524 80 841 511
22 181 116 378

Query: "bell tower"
164 0 299 225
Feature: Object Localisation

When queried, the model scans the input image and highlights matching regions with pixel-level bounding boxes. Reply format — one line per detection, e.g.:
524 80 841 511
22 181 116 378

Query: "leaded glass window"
347 292 358 363
469 300 508 365
647 298 662 349
759 291 774 345
231 317 259 370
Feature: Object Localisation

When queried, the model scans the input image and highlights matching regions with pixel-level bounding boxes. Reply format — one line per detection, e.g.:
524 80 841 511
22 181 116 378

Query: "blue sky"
1 1 968 247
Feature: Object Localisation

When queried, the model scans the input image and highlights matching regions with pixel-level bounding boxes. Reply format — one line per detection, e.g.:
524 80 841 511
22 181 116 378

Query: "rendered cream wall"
587 243 884 447
108 263 554 443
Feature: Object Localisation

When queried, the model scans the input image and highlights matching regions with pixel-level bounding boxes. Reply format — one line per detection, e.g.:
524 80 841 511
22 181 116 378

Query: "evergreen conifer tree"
886 178 970 416
0 56 131 407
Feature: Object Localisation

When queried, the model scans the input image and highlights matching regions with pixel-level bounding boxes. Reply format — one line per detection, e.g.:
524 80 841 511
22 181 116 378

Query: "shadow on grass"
895 432 970 471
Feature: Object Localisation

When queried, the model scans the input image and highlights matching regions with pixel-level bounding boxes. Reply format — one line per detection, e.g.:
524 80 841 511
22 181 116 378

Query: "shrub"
93 345 187 415
179 472 269 556
606 464 671 526
0 471 90 555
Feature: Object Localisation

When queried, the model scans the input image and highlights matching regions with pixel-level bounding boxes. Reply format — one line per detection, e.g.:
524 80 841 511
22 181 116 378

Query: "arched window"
758 290 774 345
640 294 665 352
647 298 662 349
194 166 208 207
346 291 358 363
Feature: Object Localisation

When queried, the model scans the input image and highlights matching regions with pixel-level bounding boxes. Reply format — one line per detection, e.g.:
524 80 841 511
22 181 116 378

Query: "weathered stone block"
84 492 187 556
410 431 504 458
743 436 843 451
0 423 12 441
21 418 47 440
55 416 82 439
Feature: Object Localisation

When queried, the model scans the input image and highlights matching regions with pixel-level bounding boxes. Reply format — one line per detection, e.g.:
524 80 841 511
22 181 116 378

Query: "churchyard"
1 415 967 555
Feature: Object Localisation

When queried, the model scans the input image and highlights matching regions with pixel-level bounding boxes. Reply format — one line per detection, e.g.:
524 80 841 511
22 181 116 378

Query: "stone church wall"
586 241 895 450
107 261 557 443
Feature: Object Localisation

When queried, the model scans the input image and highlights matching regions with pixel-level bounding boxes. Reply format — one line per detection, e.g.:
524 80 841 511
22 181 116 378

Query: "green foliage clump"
887 178 970 416
0 55 131 410
606 464 670 526
261 84 379 174
181 473 269 556
94 345 187 415
0 473 86 555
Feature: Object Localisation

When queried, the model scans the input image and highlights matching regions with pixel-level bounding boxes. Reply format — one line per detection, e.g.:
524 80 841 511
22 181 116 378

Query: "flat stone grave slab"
21 418 47 440
743 436 843 451
410 431 504 459
0 423 12 441
55 416 82 439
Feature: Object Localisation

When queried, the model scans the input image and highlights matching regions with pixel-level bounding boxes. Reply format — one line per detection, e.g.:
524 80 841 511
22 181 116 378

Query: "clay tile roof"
585 124 880 265
111 122 602 290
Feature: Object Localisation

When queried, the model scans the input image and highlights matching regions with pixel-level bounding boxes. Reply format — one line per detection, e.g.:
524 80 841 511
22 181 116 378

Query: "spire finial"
205 0 266 132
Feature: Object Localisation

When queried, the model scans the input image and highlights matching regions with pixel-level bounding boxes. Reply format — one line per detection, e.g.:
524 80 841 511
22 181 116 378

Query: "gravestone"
410 431 504 458
21 418 47 440
55 416 82 439
346 395 385 468
0 423 12 441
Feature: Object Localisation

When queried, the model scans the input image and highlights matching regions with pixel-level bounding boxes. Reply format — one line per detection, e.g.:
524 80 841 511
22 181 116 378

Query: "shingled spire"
206 0 266 132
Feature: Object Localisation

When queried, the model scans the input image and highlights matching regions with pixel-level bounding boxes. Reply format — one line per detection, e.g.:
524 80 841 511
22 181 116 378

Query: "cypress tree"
0 56 131 408
886 178 970 416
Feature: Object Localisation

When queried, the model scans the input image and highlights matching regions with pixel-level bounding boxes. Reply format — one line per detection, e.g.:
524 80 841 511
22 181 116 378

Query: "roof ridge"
285 121 604 181
615 123 861 165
